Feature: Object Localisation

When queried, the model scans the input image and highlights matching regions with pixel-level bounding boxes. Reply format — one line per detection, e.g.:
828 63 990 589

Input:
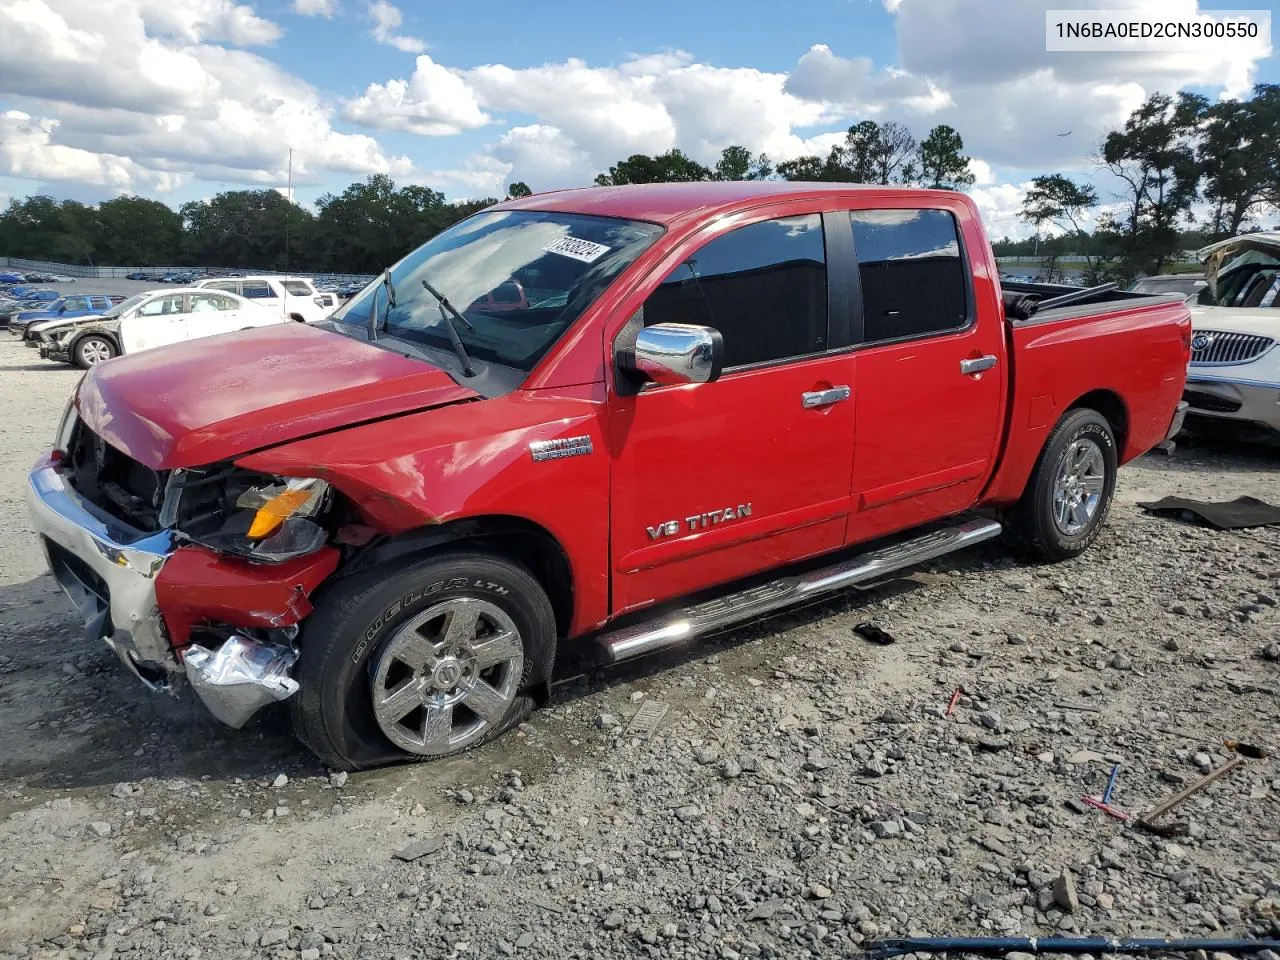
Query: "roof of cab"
493 181 964 227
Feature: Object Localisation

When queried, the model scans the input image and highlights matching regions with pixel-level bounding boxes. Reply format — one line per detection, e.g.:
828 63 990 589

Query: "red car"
26 182 1191 770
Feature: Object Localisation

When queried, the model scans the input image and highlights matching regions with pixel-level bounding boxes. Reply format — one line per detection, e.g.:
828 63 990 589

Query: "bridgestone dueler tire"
291 551 557 771
1008 408 1118 563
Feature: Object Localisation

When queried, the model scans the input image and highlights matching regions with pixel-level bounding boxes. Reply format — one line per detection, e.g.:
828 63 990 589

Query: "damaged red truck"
26 182 1192 770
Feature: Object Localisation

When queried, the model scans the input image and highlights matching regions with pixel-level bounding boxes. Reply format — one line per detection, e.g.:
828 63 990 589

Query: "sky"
0 0 1275 240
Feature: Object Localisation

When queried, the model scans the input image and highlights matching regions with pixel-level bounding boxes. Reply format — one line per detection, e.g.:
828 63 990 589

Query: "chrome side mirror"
620 322 724 387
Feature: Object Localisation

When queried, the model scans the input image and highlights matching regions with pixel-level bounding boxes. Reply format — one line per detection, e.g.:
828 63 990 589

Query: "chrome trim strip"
25 462 178 675
598 517 1002 663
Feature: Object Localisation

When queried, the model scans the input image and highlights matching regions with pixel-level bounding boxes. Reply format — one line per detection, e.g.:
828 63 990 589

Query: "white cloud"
787 44 952 115
366 0 424 53
291 0 336 15
0 0 411 193
133 0 282 45
0 110 189 192
342 55 490 135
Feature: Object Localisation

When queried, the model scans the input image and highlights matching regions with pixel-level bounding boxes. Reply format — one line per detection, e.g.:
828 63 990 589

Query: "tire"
291 550 557 771
1007 408 1118 562
73 335 116 369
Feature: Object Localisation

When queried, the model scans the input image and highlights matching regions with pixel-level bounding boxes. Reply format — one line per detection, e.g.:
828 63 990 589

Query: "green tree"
181 189 313 270
1101 92 1202 276
0 195 98 263
1019 175 1110 276
506 181 532 198
713 145 773 181
594 149 712 185
915 125 975 190
1199 83 1280 237
94 196 184 265
838 120 917 184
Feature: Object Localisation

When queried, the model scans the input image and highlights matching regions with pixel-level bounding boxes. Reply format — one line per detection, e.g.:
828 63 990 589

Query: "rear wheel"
1008 408 1117 562
74 335 116 369
291 551 556 771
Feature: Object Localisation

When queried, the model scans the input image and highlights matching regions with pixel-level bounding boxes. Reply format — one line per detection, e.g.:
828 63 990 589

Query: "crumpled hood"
30 313 106 335
76 322 480 469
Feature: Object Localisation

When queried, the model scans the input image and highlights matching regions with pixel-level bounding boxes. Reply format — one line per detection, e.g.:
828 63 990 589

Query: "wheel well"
1068 389 1128 455
346 516 574 638
289 313 306 323
70 331 118 354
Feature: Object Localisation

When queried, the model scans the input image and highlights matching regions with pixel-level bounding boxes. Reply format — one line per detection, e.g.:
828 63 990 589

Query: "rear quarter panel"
983 299 1191 506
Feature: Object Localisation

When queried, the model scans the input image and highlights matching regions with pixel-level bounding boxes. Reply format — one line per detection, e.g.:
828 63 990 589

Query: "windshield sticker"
543 236 611 263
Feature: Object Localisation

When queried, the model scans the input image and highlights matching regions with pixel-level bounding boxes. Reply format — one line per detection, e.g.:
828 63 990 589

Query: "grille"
1190 330 1275 366
65 420 167 530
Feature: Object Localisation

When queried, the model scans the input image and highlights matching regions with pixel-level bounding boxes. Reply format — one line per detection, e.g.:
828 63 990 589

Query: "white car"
193 275 337 324
1182 232 1280 444
32 288 282 368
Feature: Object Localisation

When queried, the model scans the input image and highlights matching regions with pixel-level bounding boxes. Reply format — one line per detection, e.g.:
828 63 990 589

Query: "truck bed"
979 284 1192 507
1001 279 1188 325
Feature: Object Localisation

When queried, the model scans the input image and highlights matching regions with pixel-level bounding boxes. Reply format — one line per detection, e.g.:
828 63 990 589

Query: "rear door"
609 209 858 614
119 294 187 353
845 204 1005 543
187 292 244 338
241 280 282 318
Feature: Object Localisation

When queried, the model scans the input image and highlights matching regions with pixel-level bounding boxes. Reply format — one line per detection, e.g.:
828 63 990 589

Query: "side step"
597 517 1003 664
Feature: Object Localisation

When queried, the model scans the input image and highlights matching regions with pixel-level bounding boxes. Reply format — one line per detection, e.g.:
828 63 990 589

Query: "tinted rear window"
851 208 969 343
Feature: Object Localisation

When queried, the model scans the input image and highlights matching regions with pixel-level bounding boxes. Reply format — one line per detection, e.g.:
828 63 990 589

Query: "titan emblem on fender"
647 503 752 539
529 436 593 461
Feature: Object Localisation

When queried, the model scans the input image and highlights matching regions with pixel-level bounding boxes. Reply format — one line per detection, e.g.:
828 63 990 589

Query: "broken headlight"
174 469 333 563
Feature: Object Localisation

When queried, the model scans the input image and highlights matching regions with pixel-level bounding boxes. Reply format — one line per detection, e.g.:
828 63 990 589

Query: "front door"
609 211 857 615
119 293 187 353
845 205 1005 543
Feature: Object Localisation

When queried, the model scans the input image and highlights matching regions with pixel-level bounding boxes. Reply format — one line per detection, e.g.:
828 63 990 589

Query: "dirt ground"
1 336 1278 960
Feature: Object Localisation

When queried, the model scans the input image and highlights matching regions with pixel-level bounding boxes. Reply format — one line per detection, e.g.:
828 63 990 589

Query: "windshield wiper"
420 278 476 377
368 267 396 341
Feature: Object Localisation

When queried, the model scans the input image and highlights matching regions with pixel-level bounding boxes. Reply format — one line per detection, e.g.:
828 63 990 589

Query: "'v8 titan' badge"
647 503 752 540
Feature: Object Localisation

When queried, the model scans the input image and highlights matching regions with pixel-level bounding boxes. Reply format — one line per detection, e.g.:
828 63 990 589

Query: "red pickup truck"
26 182 1191 770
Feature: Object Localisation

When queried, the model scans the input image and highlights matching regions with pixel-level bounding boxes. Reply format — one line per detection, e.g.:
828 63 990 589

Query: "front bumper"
25 456 332 724
27 460 178 684
1183 377 1280 440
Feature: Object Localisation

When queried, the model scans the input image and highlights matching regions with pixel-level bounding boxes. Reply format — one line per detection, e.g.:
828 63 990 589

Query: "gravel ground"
1 336 1279 960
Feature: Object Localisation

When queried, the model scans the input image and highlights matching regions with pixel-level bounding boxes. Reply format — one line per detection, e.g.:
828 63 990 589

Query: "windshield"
29 298 66 312
103 293 151 318
331 209 664 373
1197 245 1280 308
1129 278 1203 297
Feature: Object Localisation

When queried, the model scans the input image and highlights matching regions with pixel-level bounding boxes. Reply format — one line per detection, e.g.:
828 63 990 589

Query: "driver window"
642 214 828 369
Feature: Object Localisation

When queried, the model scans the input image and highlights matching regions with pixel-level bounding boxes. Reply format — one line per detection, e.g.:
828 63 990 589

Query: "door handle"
960 355 998 375
801 385 852 409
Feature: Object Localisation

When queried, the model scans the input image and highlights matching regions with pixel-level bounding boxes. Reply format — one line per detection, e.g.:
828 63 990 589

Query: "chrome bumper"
1165 400 1189 441
26 462 179 685
25 461 302 725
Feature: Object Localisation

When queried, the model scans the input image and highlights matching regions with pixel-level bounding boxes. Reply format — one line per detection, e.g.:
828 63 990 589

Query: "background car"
34 287 283 368
193 275 337 321
1181 233 1280 444
8 294 124 339
1127 274 1208 301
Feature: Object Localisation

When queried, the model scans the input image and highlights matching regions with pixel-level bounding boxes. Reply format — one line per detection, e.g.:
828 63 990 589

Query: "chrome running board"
597 517 1002 664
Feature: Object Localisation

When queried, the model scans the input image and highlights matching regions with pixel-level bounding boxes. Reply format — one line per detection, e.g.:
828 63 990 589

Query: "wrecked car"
27 182 1191 770
1182 232 1280 444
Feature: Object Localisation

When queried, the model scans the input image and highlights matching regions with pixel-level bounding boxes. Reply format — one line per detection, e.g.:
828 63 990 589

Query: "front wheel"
291 551 557 771
74 335 116 368
1007 408 1117 562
